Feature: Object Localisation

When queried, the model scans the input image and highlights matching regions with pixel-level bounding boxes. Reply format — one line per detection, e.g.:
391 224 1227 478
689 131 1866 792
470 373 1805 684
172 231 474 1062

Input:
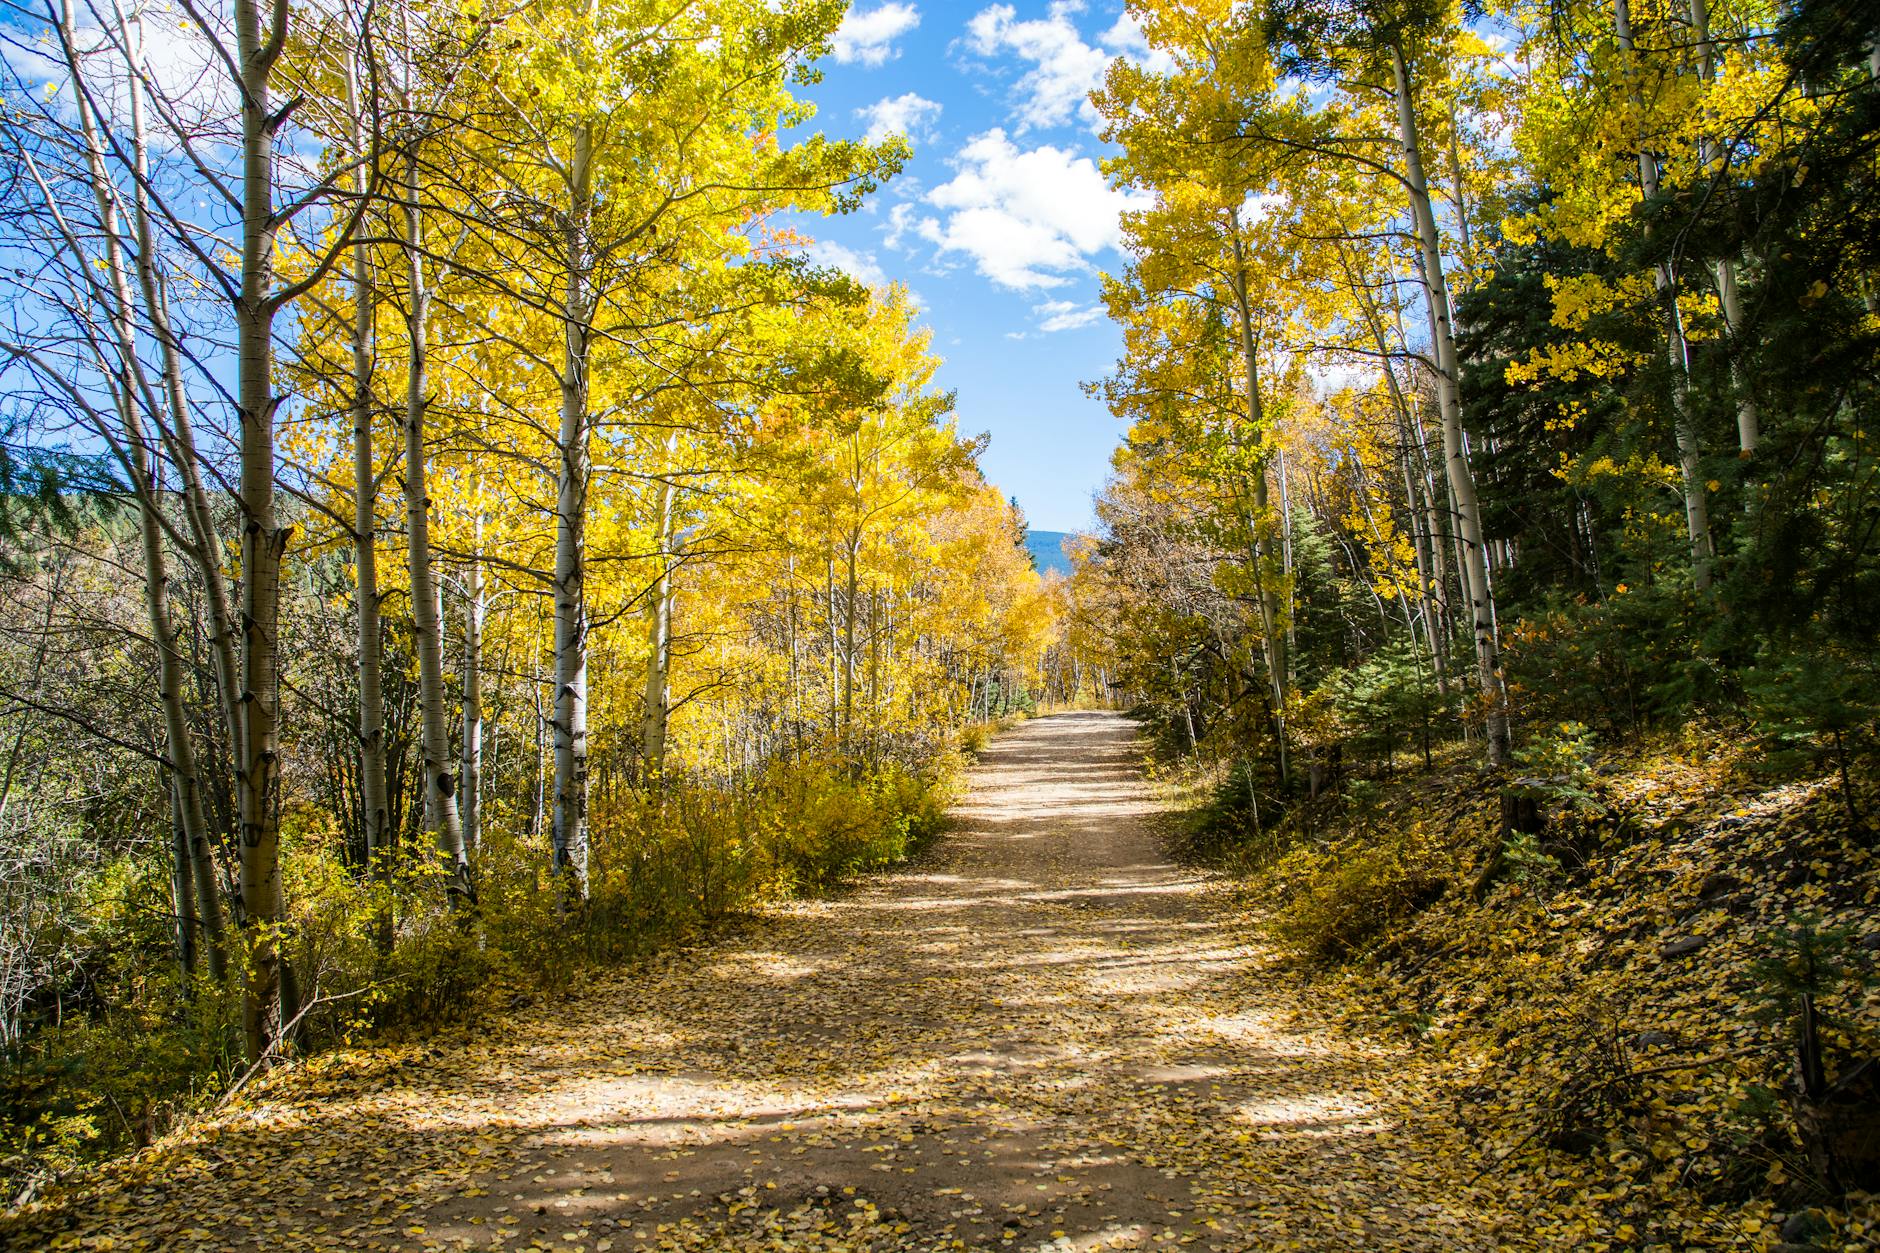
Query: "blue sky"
792 1 1171 533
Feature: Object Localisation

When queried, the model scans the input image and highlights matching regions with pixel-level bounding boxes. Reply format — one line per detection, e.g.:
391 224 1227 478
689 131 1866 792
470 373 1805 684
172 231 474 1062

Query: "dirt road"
9 712 1514 1251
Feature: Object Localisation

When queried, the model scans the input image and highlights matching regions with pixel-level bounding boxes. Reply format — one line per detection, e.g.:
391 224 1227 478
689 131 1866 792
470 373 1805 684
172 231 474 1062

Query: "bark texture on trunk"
1391 43 1510 766
346 51 391 895
64 15 228 980
116 13 246 775
64 1 234 978
552 123 595 900
461 541 483 856
1614 0 1714 588
232 0 301 1061
399 152 472 903
1227 223 1290 787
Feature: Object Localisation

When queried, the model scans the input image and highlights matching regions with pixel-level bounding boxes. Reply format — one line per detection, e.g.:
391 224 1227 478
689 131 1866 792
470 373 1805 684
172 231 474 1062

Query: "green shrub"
1 860 243 1190
1746 644 1878 825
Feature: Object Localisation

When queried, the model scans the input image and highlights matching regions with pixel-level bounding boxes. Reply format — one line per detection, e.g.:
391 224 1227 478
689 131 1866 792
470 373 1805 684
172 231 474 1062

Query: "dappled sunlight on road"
6 712 1523 1252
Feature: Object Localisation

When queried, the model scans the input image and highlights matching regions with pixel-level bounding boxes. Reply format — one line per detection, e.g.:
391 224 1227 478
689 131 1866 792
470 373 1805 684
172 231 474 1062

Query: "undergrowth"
0 746 966 1202
1176 725 1880 1248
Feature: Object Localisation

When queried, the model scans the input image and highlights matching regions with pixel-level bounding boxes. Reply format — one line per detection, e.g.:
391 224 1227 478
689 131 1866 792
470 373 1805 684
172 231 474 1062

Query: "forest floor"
5 711 1530 1252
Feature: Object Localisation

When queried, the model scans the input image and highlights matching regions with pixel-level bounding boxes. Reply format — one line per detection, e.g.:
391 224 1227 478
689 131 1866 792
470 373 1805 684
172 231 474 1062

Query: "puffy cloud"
1097 11 1179 76
963 1 1173 133
964 2 1108 132
883 202 920 249
805 240 889 289
832 3 921 67
907 128 1150 290
1033 299 1104 332
855 91 942 144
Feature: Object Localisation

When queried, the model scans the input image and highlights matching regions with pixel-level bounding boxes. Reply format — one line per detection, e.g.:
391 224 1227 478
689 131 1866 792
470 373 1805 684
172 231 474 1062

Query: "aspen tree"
1612 0 1714 589
1386 40 1510 763
463 0 899 895
341 43 392 903
391 28 472 902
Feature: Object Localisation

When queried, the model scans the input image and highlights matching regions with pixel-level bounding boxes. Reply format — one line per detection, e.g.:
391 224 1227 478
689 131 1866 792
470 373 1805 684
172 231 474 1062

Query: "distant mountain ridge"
1024 530 1074 577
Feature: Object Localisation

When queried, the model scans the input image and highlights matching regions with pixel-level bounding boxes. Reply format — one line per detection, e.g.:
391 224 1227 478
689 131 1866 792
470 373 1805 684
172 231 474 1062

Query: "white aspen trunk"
1445 98 1475 272
115 328 215 981
398 149 471 903
1276 443 1296 672
786 551 801 756
1615 0 1714 587
641 434 680 784
128 443 219 978
1392 43 1510 766
1444 462 1477 749
233 0 294 1060
1338 235 1451 694
827 555 840 733
116 7 243 772
344 51 390 895
488 704 499 814
1663 249 1713 589
843 533 860 754
461 526 484 856
111 8 232 956
532 666 547 839
1397 430 1448 695
1227 228 1291 786
866 591 881 764
641 474 677 785
1408 396 1455 655
168 792 197 974
1688 0 1759 456
1388 278 1458 656
1715 258 1758 454
552 124 594 899
1386 394 1445 686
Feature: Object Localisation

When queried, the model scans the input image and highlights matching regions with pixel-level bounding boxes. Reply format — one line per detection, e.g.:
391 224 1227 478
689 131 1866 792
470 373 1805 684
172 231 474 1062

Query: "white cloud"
807 239 926 309
856 91 941 144
964 2 1108 132
1033 299 1103 332
912 128 1149 290
805 240 889 289
833 3 921 67
962 2 1174 133
883 202 919 249
1098 12 1179 75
